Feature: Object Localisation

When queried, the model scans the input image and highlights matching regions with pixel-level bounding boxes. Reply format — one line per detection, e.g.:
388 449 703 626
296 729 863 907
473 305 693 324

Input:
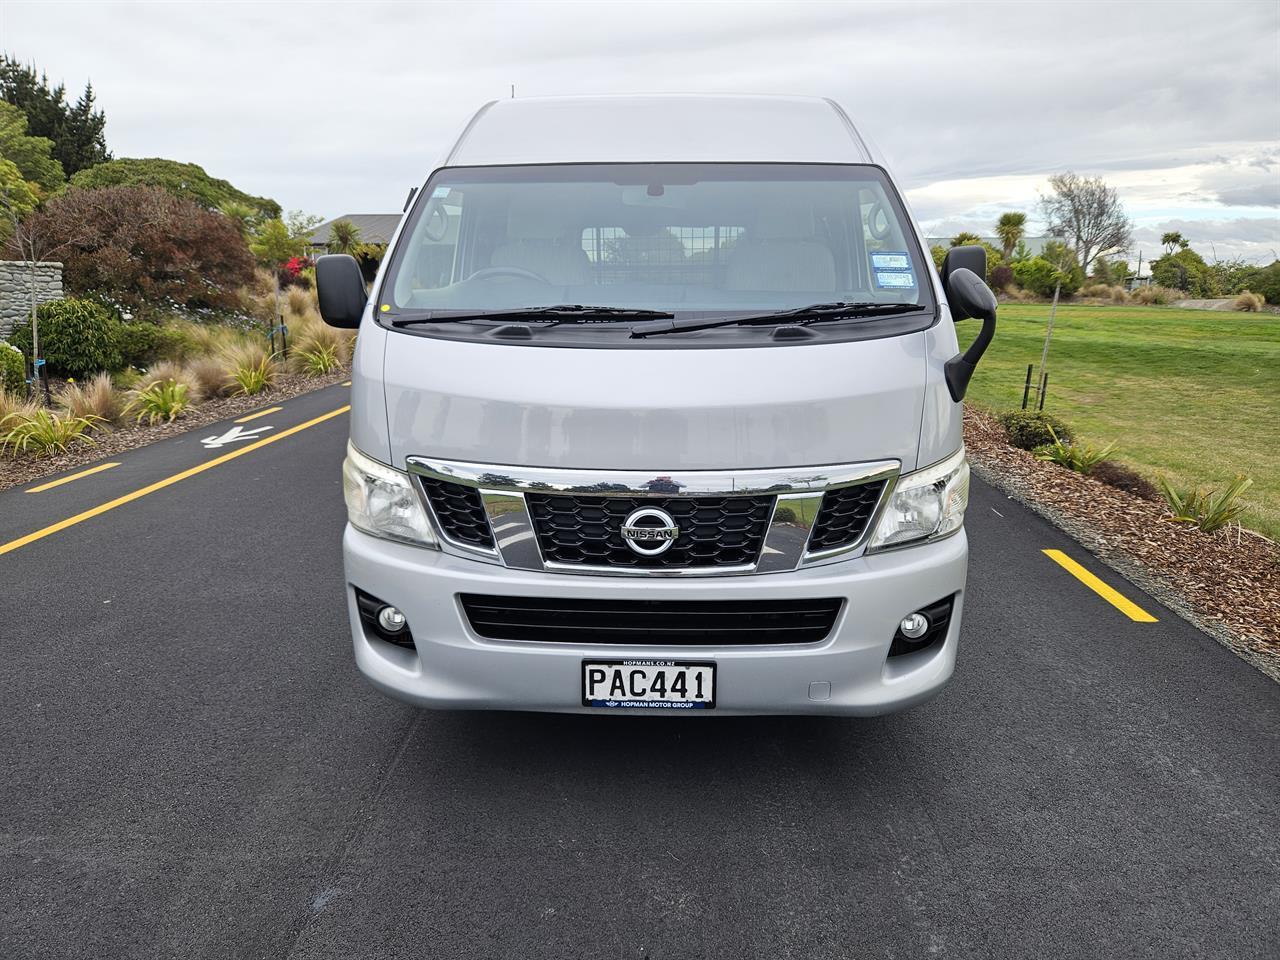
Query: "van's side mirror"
940 245 987 320
316 254 367 329
942 267 997 402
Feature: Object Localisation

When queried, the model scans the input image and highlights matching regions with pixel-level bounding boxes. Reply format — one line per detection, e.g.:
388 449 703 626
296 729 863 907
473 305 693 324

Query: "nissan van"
317 94 997 715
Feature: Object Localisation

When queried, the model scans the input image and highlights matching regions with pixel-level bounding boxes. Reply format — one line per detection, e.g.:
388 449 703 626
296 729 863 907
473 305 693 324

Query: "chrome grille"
525 494 773 569
405 456 899 576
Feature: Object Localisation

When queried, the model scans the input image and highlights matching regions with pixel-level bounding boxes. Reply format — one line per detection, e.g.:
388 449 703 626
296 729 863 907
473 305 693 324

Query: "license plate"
582 659 715 710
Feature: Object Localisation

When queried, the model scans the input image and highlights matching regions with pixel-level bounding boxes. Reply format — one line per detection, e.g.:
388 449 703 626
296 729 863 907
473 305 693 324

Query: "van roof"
444 95 872 167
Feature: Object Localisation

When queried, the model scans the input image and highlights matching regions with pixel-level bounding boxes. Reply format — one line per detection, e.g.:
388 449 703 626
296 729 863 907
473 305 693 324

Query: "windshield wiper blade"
629 302 926 338
391 304 674 327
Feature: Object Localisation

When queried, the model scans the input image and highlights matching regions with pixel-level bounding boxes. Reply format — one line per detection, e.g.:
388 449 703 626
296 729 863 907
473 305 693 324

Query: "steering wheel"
466 265 550 284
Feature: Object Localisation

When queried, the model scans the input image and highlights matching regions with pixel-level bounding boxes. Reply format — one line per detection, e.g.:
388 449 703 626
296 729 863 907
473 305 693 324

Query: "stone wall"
0 261 63 339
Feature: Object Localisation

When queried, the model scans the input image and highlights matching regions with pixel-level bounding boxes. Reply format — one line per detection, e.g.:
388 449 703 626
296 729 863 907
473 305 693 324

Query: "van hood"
380 332 927 472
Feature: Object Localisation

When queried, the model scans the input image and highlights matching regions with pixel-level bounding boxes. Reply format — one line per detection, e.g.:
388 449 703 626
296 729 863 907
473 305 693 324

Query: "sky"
3 0 1278 264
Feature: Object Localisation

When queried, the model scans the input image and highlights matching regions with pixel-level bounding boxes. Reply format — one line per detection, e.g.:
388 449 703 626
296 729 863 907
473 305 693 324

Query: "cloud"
1 0 1277 252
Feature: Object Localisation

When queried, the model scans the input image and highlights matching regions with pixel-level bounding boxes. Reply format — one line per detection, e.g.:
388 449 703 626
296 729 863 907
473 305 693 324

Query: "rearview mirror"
316 254 367 329
942 267 997 402
940 245 987 320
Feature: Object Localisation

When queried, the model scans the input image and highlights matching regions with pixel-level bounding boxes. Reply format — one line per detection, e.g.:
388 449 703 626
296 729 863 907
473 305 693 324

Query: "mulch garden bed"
964 407 1280 680
0 365 351 493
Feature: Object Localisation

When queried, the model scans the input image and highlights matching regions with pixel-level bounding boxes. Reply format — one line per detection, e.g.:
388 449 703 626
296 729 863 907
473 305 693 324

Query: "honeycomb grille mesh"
417 478 494 548
807 481 887 552
525 494 773 568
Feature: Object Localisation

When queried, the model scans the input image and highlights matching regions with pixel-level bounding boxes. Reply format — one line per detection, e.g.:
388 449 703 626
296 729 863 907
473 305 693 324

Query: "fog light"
377 605 407 633
899 612 930 639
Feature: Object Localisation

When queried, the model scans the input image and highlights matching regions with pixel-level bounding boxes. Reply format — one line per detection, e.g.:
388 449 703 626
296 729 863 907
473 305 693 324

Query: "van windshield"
379 163 932 322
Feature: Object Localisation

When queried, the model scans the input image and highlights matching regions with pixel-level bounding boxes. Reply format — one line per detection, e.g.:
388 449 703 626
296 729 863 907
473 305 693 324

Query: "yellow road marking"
235 406 282 424
1042 549 1158 622
1 406 350 557
342 380 352 387
25 462 121 493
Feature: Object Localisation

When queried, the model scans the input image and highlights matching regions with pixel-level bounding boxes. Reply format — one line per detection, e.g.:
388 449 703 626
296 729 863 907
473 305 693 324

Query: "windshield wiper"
391 304 674 327
628 302 927 338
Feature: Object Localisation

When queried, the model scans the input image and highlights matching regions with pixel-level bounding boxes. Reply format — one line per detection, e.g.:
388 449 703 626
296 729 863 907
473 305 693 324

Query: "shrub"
1252 261 1280 305
69 157 280 219
989 264 1014 292
1109 285 1130 303
6 298 123 378
1129 284 1180 305
222 342 277 396
6 185 256 314
295 342 339 375
134 360 204 402
1150 248 1218 297
1011 256 1084 297
0 389 37 424
187 356 232 398
0 339 25 393
1234 291 1264 312
286 286 313 316
118 322 194 367
1091 461 1158 501
1158 475 1253 534
58 372 125 425
1035 427 1117 475
1080 283 1113 298
127 378 191 425
0 408 100 456
998 411 1074 450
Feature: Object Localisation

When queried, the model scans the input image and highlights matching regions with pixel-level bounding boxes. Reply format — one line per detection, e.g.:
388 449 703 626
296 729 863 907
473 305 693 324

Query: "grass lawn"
958 303 1280 540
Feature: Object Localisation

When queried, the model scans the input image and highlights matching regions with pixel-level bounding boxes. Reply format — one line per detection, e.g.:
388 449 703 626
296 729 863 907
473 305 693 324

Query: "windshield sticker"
871 251 916 289
875 271 917 289
871 251 911 271
431 186 450 198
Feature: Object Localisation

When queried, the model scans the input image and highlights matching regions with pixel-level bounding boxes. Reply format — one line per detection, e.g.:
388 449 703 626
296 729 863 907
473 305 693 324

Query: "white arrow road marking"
201 424 274 449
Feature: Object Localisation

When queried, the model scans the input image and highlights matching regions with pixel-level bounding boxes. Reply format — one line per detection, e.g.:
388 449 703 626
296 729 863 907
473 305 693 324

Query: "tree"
995 212 1026 260
0 102 64 195
71 157 280 219
218 200 260 238
1150 247 1217 297
250 218 308 326
1039 172 1132 274
7 185 255 314
1160 231 1188 253
0 56 110 175
950 231 982 247
0 158 38 245
327 219 362 256
285 209 323 243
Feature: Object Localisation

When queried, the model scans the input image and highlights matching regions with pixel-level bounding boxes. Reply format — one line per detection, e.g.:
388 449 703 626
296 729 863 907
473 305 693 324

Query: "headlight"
342 441 439 548
867 447 969 551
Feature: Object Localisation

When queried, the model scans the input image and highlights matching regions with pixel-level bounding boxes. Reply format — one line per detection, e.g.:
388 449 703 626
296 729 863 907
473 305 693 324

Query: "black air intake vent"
418 477 494 548
461 595 843 646
808 481 887 552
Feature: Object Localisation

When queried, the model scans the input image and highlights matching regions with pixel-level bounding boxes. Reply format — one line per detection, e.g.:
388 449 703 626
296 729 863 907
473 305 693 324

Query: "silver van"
317 94 997 715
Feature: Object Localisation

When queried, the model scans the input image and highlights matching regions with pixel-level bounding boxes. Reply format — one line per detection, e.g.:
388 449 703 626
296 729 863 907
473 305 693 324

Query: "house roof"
445 95 872 167
309 214 402 246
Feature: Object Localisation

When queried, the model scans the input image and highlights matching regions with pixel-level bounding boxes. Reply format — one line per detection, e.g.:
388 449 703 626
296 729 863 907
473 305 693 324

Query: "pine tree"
0 56 110 176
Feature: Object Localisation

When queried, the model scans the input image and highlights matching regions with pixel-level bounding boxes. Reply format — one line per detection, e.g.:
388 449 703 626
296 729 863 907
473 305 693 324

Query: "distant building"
925 235 1053 256
307 214 401 256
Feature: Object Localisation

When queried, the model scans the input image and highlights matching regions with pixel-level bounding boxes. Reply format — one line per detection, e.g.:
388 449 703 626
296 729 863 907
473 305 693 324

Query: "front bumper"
343 525 967 716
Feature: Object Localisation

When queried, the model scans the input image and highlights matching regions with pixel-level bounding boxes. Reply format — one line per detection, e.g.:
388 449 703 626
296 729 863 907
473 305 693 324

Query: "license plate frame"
581 659 716 710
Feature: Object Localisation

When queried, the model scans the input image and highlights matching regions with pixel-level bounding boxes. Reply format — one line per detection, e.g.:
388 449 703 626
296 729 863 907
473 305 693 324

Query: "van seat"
725 204 836 292
490 197 592 285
